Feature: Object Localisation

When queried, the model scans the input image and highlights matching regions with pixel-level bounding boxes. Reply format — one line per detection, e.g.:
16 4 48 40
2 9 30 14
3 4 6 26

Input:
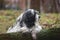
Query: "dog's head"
17 9 40 28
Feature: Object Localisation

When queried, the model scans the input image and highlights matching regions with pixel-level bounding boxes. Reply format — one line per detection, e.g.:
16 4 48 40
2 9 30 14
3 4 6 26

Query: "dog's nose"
39 16 40 18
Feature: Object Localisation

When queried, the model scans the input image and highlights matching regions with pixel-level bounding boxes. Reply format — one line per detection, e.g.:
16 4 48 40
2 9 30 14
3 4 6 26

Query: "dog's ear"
16 13 24 22
19 19 23 27
15 16 23 27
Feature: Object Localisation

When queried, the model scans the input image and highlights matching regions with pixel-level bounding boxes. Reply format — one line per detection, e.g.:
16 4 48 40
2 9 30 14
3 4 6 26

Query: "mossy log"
0 32 33 40
37 28 60 40
0 28 60 40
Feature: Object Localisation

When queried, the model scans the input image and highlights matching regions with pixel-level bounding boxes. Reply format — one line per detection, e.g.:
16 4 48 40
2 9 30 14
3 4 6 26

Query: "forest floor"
0 10 60 33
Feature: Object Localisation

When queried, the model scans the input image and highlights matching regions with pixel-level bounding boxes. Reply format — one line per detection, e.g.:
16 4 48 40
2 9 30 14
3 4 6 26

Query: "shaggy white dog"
7 9 42 40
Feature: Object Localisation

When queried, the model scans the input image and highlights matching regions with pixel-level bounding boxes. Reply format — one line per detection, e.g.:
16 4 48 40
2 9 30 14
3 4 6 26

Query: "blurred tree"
30 0 59 13
0 0 60 13
30 0 40 12
0 0 5 9
40 0 60 13
55 0 60 13
50 0 58 13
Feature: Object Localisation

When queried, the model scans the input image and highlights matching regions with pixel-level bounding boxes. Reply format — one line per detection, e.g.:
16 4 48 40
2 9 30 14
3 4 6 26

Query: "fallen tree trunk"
0 28 60 40
37 28 60 40
0 32 33 40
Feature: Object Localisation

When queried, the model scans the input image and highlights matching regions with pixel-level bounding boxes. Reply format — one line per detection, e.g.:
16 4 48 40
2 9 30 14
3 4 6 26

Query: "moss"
37 28 60 40
0 28 60 40
0 32 33 40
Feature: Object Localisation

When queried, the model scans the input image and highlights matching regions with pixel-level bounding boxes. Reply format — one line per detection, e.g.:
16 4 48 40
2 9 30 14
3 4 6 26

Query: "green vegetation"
40 13 59 29
0 28 60 40
0 10 59 33
0 10 22 33
37 28 60 40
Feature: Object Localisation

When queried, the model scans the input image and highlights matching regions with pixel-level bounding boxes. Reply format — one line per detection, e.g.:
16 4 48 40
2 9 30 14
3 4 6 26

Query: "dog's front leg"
31 31 37 40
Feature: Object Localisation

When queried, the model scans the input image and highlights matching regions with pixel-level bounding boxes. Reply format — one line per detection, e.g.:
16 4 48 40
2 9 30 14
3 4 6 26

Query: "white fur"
6 9 42 33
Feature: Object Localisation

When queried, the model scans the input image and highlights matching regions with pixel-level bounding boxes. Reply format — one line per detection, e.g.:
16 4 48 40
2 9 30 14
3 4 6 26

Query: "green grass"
0 10 22 33
0 10 59 33
40 13 59 29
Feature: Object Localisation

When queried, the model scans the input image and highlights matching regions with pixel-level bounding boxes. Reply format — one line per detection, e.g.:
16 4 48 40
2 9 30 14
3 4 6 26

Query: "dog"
6 9 42 40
